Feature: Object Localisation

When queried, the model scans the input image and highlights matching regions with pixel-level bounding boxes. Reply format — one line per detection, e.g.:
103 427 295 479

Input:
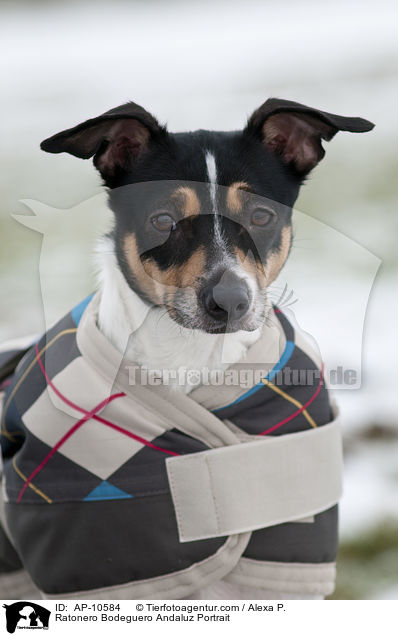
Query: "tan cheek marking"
264 226 292 285
234 246 266 290
123 234 205 306
172 186 201 218
144 252 205 291
161 249 206 301
234 246 260 277
161 249 205 308
177 248 206 288
142 260 175 303
226 182 251 214
123 234 165 304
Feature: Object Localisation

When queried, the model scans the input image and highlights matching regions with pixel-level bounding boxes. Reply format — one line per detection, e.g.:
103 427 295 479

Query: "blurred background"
1 0 397 599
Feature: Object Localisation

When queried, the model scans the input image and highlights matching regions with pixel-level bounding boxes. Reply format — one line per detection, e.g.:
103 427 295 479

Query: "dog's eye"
250 207 276 227
151 213 177 232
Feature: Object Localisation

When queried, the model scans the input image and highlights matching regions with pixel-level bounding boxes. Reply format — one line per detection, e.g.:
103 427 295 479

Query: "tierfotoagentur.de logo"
2 602 50 633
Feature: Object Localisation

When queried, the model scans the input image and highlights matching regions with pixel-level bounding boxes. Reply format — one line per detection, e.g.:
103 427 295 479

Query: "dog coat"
0 293 342 599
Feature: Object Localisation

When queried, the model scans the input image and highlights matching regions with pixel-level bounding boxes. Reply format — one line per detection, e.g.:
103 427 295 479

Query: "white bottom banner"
0 599 396 636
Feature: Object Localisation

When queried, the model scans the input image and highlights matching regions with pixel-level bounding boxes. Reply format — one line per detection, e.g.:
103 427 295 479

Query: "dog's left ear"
245 98 374 176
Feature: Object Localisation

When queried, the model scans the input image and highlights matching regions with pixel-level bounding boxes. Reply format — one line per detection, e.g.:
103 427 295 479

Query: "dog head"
41 99 373 334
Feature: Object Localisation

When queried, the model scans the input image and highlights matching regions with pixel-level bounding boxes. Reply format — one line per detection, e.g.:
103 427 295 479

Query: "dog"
0 98 374 600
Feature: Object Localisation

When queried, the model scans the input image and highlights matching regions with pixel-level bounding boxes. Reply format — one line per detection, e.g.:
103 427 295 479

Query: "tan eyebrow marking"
171 186 201 218
226 181 252 214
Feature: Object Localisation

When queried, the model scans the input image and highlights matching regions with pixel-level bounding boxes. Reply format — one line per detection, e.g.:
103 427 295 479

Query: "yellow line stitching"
261 378 317 428
12 456 53 504
1 328 77 441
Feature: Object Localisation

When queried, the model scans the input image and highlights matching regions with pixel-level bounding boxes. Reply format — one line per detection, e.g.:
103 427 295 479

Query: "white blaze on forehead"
203 151 255 295
205 150 225 247
205 151 217 213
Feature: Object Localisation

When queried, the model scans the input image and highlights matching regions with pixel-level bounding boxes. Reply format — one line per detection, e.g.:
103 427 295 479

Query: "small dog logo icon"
2 602 50 633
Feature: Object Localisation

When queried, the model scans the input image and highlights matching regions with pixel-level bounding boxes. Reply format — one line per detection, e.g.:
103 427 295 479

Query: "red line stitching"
33 343 179 456
259 364 324 436
16 344 181 503
16 392 123 503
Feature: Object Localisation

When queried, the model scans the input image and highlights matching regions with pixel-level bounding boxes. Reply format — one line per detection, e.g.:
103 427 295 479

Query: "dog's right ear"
40 102 167 183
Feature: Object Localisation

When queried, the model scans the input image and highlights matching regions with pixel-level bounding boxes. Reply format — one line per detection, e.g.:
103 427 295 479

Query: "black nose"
202 273 251 322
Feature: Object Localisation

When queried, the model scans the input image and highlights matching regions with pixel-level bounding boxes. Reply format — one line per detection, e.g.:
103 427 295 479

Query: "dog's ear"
40 102 166 182
245 98 374 176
